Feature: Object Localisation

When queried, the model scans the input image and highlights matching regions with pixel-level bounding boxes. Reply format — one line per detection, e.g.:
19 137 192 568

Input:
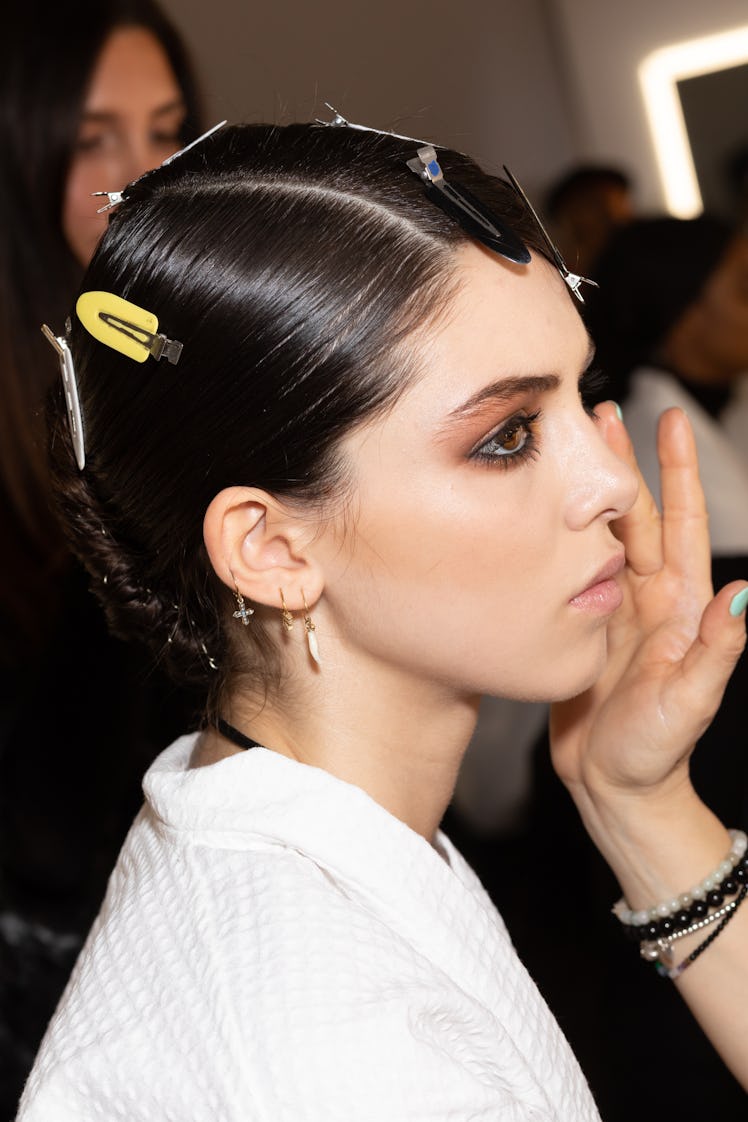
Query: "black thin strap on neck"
215 717 261 752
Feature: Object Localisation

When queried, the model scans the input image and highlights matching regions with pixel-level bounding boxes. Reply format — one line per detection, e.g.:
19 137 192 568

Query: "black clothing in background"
0 562 201 1120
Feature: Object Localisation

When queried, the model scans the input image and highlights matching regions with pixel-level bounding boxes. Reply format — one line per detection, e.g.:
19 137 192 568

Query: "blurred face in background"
664 234 748 384
691 234 748 377
62 25 186 266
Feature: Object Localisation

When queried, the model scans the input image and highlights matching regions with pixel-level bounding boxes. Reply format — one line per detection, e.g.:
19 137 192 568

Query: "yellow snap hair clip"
76 291 183 364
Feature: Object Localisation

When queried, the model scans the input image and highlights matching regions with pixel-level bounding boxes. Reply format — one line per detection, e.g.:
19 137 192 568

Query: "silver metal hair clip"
502 166 598 303
99 311 183 364
406 145 530 265
91 120 228 213
160 119 227 166
316 102 438 148
92 190 125 214
41 321 85 470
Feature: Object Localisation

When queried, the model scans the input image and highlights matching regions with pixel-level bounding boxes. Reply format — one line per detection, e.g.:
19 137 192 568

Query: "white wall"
160 0 577 199
162 0 748 215
549 0 748 209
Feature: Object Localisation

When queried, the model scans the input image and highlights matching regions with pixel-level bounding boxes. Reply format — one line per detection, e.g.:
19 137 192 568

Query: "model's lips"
569 551 626 613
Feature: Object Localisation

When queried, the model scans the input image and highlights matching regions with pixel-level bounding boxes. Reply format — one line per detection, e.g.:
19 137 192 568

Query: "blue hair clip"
406 145 531 265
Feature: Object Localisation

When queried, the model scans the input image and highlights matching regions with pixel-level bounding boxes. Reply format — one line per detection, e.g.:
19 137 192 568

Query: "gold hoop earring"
301 589 320 665
279 588 294 632
231 579 254 626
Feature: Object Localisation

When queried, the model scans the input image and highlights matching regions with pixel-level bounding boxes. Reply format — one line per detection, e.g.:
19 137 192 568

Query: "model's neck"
205 651 481 843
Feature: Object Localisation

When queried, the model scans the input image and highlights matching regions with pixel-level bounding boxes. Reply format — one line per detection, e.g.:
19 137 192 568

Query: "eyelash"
579 365 608 416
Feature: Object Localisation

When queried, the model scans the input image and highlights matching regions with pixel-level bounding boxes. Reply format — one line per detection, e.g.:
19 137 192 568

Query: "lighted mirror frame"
639 24 748 218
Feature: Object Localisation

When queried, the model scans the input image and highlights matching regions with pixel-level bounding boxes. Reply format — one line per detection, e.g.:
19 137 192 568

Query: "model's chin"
564 634 609 699
528 630 609 704
463 619 611 703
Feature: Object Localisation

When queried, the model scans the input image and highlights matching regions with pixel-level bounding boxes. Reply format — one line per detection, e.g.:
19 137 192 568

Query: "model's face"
319 244 637 702
62 26 186 266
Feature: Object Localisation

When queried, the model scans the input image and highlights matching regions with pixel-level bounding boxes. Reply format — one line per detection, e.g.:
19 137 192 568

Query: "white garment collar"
144 734 507 1007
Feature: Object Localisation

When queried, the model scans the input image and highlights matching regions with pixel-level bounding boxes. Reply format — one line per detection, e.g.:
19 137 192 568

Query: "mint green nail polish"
729 588 748 617
614 402 623 421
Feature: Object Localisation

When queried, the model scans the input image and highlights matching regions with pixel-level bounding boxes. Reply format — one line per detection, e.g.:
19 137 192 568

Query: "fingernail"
729 588 748 617
613 402 623 421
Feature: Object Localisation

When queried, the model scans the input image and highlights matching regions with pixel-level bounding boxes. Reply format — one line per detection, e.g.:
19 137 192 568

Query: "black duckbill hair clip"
405 146 531 265
405 145 599 301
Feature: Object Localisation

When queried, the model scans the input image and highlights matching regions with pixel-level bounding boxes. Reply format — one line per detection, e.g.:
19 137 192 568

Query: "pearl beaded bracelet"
612 828 748 942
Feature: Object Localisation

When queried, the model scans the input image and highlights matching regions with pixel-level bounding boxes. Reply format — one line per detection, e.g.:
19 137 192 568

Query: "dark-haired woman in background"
15 122 748 1120
0 2 204 1112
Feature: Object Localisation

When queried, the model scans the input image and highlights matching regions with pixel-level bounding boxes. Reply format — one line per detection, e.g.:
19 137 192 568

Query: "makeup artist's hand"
551 403 747 811
548 403 748 1090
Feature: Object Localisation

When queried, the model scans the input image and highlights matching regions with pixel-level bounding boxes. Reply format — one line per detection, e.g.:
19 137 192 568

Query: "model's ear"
203 486 324 610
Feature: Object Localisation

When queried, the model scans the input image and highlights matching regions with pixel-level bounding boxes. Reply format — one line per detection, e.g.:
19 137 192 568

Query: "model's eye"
151 130 183 147
492 419 527 453
75 131 114 154
471 411 541 468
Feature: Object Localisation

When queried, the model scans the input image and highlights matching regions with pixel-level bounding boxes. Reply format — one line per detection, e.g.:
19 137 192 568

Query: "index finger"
656 406 711 587
597 401 662 576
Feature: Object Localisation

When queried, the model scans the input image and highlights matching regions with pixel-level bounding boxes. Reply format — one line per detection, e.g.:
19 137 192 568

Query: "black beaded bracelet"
620 852 748 944
655 884 748 980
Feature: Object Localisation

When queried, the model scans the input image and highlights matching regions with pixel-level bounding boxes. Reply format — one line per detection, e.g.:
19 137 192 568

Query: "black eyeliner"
469 409 542 469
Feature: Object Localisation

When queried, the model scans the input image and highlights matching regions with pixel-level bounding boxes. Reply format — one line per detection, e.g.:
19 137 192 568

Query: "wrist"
566 774 731 909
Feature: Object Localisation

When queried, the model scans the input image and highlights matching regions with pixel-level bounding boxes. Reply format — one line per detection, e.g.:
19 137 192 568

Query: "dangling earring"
231 578 254 626
301 589 320 665
279 588 294 631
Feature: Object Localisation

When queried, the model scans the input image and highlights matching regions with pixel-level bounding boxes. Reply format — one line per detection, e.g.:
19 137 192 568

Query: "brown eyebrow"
447 373 560 423
446 334 596 423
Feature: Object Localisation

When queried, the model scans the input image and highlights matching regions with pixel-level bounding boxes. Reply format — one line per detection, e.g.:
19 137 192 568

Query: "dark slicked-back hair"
49 122 555 704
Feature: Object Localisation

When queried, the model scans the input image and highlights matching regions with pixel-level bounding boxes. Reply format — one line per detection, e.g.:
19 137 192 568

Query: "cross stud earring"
232 579 254 626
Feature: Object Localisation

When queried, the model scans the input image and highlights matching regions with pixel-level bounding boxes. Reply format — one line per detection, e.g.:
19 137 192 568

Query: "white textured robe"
17 734 601 1121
